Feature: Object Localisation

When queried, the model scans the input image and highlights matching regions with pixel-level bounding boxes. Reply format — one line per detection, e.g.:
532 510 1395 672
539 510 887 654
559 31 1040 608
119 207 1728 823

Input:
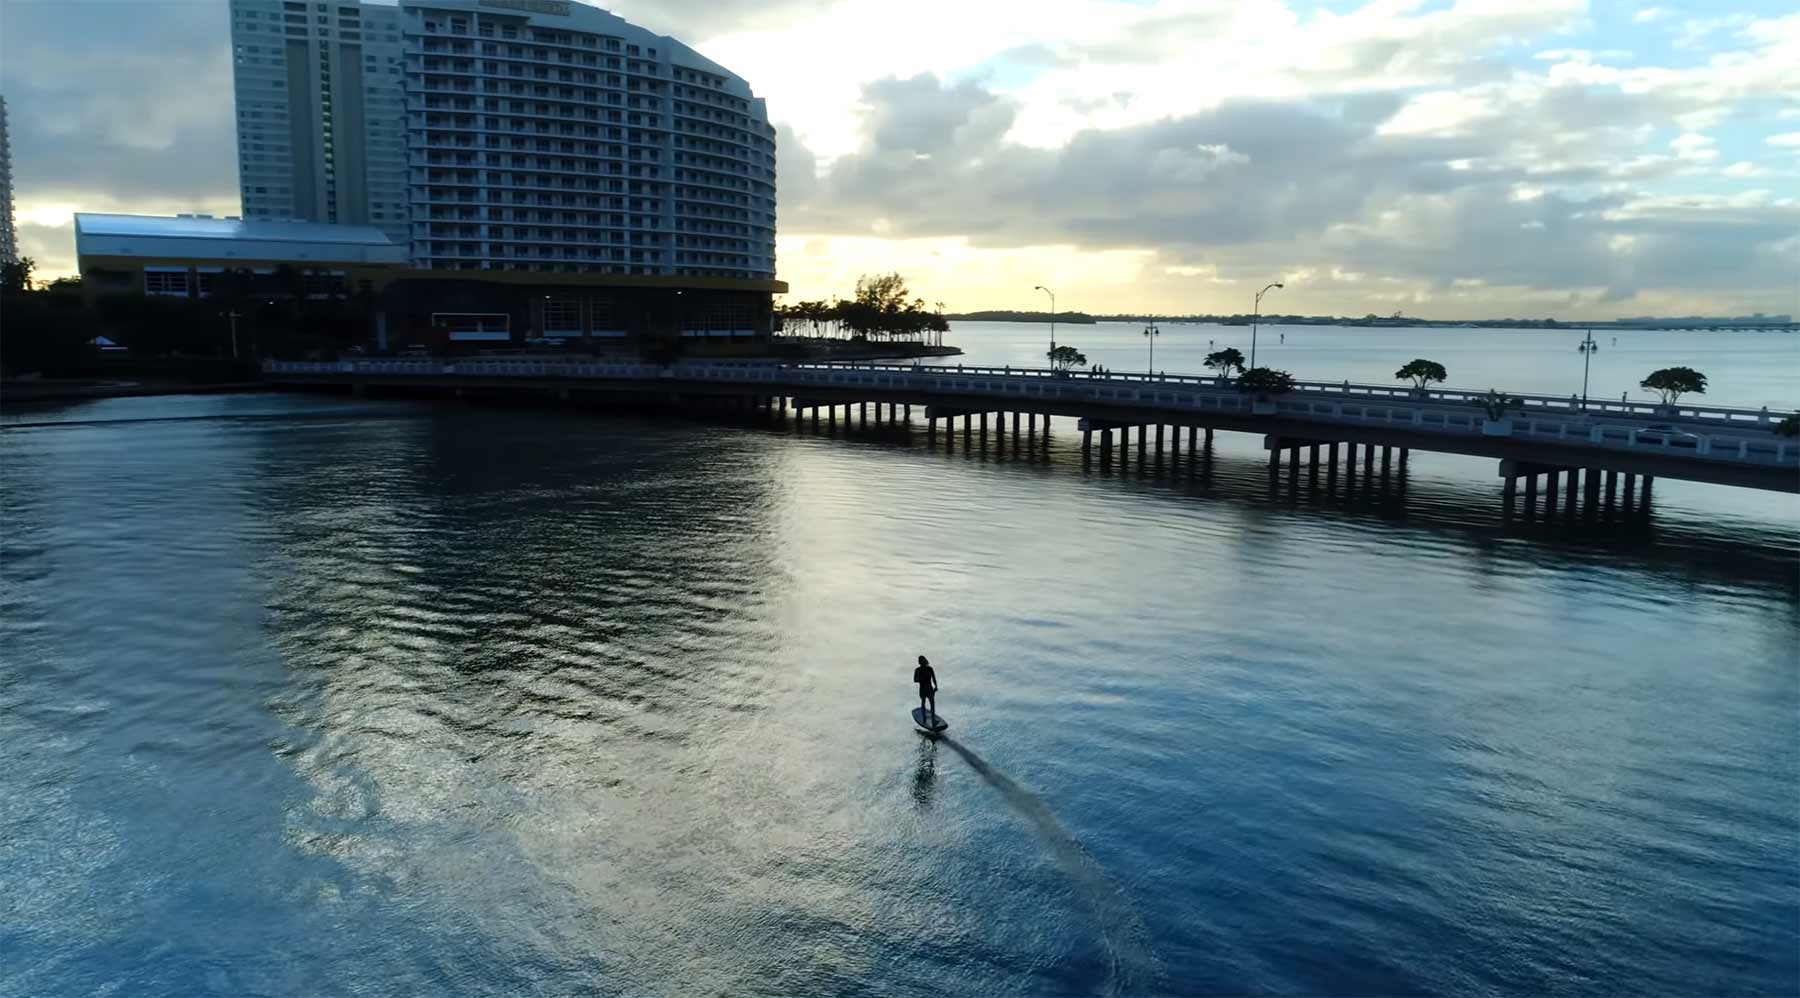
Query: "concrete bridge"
263 359 1799 499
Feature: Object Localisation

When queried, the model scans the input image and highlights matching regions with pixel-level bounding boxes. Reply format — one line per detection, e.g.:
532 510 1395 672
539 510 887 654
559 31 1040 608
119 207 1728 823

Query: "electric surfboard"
912 708 949 734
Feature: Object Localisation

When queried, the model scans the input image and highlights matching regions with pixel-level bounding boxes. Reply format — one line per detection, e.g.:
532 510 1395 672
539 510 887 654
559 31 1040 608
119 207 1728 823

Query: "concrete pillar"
1083 426 1094 463
1190 426 1200 457
1155 423 1165 459
1138 424 1148 465
1345 442 1356 478
1380 446 1392 477
1605 469 1618 507
1525 472 1538 504
1028 412 1037 437
980 412 988 439
1503 475 1517 500
904 404 911 421
1013 411 1021 437
1288 446 1300 478
1545 469 1559 513
1565 467 1578 507
1364 445 1375 477
963 413 972 446
1268 446 1280 476
1584 467 1601 508
1623 472 1637 505
828 406 836 427
1120 425 1130 470
1100 428 1114 466
860 402 868 427
927 416 936 443
1641 476 1655 505
812 408 820 431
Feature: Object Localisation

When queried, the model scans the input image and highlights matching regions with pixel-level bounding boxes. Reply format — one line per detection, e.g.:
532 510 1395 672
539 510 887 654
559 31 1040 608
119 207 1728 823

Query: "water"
2 330 1797 996
936 321 1800 411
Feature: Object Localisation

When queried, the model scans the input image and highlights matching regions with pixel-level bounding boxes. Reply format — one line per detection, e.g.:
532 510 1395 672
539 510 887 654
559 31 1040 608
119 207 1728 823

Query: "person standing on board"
914 656 939 723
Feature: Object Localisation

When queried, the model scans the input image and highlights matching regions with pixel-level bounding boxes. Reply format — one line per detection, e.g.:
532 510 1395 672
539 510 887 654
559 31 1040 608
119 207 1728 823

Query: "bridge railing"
790 362 1786 427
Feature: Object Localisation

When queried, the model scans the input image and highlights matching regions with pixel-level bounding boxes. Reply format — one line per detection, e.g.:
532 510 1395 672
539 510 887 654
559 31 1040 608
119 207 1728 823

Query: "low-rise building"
74 212 783 353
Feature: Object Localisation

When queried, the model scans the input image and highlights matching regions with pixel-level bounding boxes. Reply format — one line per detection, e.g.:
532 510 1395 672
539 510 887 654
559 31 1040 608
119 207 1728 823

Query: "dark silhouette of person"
914 655 939 723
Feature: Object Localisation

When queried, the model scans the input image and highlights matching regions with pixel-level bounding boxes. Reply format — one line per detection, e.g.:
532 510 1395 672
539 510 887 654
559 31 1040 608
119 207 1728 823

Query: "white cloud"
1768 132 1800 147
1722 161 1769 178
1633 7 1666 23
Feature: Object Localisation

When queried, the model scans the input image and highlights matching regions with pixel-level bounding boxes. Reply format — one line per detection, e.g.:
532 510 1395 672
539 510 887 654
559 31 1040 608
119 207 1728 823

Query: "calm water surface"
2 330 1797 996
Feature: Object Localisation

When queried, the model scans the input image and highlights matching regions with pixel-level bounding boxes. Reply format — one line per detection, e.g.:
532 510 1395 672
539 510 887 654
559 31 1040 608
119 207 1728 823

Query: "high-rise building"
1 94 17 265
230 0 410 244
228 0 777 280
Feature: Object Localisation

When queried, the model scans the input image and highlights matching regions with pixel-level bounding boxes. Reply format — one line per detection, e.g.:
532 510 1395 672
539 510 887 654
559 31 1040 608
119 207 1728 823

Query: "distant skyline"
2 0 1797 318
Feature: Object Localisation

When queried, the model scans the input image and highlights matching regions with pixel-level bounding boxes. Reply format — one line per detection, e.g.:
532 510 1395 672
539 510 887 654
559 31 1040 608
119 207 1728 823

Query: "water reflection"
2 394 1795 997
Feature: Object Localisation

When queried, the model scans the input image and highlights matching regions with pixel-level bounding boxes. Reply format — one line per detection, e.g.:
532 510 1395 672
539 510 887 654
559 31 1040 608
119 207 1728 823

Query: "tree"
1204 347 1246 380
2 256 35 295
1640 366 1707 405
1394 358 1448 389
1236 367 1296 395
1046 344 1087 372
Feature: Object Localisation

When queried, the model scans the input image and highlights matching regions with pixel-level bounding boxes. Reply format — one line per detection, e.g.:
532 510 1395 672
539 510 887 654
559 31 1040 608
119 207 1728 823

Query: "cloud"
777 69 1799 311
1633 7 1667 23
1768 132 1800 147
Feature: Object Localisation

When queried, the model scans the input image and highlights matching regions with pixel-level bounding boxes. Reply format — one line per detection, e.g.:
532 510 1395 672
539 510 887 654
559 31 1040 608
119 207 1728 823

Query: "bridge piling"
1100 428 1114 469
1137 425 1148 467
1364 446 1375 477
1545 469 1559 514
927 416 936 443
963 414 972 449
1605 470 1619 511
1156 425 1166 472
1083 426 1094 465
1381 446 1392 478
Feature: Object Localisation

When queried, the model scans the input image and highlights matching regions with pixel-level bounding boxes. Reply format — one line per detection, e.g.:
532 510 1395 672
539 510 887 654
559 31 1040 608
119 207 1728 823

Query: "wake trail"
941 736 1157 996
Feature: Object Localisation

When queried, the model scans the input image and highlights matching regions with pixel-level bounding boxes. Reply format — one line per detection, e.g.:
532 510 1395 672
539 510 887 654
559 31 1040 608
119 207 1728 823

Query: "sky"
1 0 1796 319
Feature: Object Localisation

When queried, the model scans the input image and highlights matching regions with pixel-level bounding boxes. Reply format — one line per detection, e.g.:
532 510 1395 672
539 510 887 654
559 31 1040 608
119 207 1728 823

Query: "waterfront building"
227 0 777 281
1 95 16 265
73 212 781 352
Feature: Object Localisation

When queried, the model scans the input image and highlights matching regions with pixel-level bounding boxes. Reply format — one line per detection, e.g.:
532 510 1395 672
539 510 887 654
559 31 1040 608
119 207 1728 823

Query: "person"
913 655 939 722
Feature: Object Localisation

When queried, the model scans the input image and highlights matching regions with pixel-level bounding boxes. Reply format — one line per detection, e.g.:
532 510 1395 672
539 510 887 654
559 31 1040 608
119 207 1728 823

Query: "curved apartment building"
231 0 777 281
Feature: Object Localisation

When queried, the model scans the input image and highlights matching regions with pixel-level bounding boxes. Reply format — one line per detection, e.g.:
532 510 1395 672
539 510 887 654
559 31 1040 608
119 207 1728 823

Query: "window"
143 269 189 297
434 312 511 340
542 297 581 336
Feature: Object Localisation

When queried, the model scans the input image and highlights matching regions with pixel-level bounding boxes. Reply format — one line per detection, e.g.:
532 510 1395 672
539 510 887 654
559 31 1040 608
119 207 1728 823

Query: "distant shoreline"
947 317 1797 332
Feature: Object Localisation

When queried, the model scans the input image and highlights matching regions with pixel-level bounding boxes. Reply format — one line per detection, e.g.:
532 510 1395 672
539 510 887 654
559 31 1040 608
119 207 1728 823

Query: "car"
1636 422 1701 448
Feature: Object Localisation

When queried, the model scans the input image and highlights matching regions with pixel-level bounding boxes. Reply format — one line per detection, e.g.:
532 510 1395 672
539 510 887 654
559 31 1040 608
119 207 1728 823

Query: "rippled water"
2 378 1796 995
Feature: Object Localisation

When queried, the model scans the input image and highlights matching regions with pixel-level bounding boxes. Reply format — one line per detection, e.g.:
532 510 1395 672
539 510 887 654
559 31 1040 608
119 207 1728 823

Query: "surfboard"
912 707 949 734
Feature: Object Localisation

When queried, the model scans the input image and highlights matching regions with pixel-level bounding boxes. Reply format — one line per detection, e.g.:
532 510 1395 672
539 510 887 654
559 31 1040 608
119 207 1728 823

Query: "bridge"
263 358 1799 499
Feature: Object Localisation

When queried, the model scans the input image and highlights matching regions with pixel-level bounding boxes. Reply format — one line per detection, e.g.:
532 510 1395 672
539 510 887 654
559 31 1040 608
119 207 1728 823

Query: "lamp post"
221 310 242 360
1143 321 1159 375
1033 284 1056 364
1580 327 1595 410
1250 282 1282 371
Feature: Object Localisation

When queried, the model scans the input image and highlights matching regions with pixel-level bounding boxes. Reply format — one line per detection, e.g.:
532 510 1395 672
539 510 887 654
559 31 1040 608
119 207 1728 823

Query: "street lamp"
1033 284 1056 363
1250 282 1283 371
221 310 242 360
1143 321 1160 375
1580 327 1596 410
